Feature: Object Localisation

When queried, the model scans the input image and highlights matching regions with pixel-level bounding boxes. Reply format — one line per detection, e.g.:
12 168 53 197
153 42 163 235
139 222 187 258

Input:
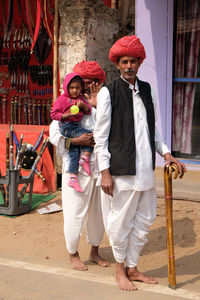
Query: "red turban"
109 35 146 64
73 61 106 84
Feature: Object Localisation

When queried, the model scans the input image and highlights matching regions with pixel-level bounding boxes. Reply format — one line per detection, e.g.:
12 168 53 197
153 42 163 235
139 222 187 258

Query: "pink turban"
109 35 146 63
73 61 106 84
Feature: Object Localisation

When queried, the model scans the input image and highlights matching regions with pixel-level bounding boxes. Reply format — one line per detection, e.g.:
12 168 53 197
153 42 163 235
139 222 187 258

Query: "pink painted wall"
135 0 174 166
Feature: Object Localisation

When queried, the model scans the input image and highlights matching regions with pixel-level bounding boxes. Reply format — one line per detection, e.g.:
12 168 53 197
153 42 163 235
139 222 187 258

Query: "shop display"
0 0 55 125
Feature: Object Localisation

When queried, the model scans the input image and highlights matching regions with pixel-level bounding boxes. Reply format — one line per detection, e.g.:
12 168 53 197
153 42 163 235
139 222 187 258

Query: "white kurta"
49 110 104 254
94 79 169 192
94 77 169 266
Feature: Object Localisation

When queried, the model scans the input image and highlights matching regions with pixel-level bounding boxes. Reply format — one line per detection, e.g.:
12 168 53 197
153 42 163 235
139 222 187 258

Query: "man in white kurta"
94 35 185 291
49 61 109 271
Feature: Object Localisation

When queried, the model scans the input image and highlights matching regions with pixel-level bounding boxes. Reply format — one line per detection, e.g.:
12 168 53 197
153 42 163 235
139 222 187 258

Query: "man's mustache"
124 68 136 73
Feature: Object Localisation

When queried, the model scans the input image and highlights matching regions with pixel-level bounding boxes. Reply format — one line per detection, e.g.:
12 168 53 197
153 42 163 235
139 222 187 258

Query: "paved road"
0 258 199 300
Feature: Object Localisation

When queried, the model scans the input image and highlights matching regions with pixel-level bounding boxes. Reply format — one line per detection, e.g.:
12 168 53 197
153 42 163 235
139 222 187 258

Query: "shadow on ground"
144 250 200 287
142 217 195 255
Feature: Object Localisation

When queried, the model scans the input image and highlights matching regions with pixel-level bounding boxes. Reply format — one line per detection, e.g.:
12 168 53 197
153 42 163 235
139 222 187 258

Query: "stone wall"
55 0 135 177
58 0 121 89
85 2 120 83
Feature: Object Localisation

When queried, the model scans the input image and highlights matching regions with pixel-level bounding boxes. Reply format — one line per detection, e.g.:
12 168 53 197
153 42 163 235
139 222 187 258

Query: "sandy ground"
0 169 200 296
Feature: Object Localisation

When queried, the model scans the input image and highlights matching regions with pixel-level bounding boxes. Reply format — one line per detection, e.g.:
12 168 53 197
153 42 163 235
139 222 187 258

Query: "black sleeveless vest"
107 77 155 175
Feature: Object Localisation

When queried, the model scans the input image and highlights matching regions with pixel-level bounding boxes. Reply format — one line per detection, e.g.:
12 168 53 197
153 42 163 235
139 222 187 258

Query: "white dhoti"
50 113 105 255
101 188 157 267
62 172 104 254
94 78 170 269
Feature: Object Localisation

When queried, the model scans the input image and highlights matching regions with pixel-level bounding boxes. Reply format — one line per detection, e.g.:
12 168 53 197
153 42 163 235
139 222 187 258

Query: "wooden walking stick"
164 163 184 289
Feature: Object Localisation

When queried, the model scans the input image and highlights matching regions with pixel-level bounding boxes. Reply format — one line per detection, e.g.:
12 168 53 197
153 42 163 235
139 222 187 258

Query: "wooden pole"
53 0 58 103
53 0 59 189
121 0 129 33
164 163 183 289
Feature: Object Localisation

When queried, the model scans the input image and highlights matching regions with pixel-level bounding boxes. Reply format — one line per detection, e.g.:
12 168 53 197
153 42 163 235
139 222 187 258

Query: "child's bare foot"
116 263 137 291
89 246 110 267
69 252 88 271
126 267 158 284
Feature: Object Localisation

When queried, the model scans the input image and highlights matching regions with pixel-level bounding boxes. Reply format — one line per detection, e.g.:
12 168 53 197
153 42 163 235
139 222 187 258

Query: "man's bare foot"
89 246 110 267
116 263 137 291
126 267 158 284
69 252 88 271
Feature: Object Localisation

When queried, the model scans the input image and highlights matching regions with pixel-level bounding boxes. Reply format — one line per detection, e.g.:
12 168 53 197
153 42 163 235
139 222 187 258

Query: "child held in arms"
51 73 92 193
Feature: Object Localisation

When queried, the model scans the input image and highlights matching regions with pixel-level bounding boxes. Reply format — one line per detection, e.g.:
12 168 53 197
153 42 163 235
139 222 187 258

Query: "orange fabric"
0 125 56 194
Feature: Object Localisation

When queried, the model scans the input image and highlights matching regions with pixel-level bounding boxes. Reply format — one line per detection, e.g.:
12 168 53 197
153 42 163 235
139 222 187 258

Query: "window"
172 0 200 159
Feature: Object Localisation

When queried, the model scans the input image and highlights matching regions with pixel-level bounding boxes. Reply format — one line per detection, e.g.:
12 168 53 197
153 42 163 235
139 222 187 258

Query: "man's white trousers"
62 172 105 254
101 188 157 267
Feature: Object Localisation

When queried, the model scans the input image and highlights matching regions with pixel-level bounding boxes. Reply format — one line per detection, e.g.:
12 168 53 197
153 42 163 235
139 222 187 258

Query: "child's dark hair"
69 76 84 88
